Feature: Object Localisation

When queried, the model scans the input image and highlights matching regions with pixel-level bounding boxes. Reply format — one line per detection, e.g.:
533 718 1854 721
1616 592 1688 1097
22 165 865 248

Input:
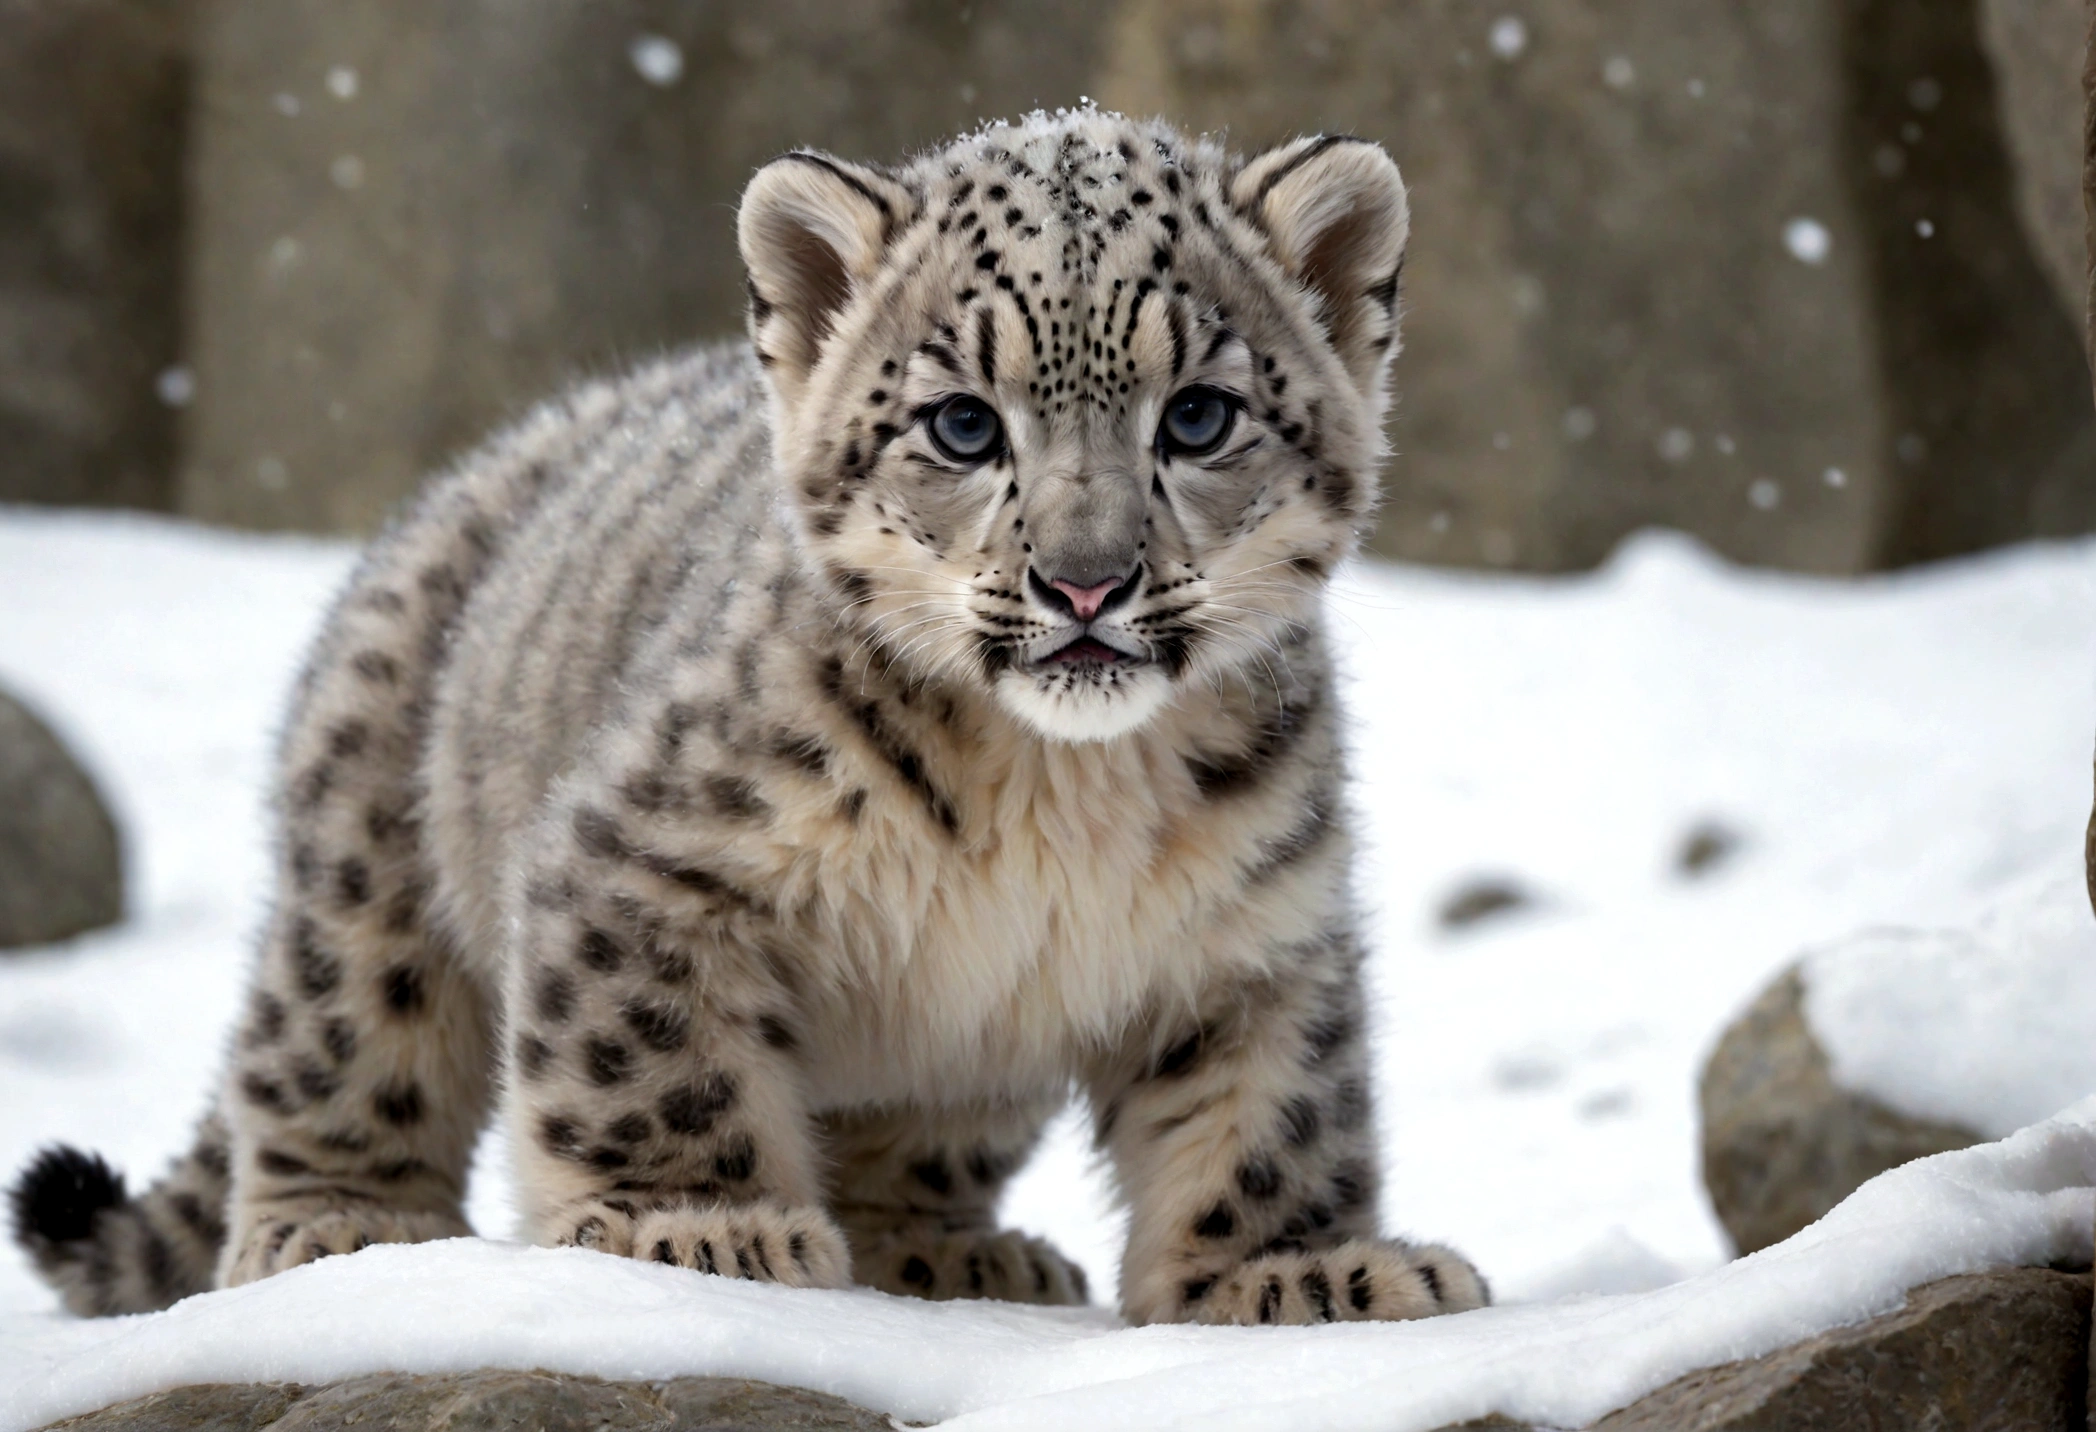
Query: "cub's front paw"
856 1227 1090 1306
224 1205 470 1286
1189 1239 1487 1326
555 1197 851 1289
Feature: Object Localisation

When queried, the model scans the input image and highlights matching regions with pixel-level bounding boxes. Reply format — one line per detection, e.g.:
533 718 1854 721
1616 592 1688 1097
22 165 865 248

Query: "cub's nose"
1030 568 1140 622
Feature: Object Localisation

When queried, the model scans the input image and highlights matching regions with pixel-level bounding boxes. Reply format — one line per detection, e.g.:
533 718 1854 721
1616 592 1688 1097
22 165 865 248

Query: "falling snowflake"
629 34 685 87
1783 217 1830 265
1489 17 1528 60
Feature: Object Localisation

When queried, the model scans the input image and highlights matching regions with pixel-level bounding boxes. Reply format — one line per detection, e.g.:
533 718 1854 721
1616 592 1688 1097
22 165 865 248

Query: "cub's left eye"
926 395 1005 464
1159 387 1236 456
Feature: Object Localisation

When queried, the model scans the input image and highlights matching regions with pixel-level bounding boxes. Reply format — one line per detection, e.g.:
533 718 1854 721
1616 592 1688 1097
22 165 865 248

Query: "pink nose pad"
1051 578 1122 622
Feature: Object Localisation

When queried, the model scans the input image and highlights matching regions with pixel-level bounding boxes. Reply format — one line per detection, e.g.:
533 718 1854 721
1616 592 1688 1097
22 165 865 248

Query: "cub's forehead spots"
897 116 1245 429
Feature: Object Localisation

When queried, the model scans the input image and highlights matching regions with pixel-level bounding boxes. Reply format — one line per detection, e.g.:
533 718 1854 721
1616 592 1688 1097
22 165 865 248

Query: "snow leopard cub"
12 110 1487 1328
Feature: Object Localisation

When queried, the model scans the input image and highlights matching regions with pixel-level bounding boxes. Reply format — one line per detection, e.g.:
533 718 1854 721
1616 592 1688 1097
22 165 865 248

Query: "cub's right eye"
926 395 1005 464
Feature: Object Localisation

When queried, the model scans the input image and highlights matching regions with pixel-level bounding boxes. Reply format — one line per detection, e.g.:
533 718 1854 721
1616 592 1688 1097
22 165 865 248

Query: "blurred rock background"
1 0 2090 570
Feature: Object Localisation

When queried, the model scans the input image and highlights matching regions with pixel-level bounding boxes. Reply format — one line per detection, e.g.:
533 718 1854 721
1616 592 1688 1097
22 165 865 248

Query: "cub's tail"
8 1111 230 1316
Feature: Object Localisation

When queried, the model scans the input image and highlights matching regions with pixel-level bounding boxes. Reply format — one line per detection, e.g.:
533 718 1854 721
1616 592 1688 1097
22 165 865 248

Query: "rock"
1437 876 1537 932
1698 965 1977 1256
0 0 188 512
36 1373 896 1431
1978 0 2090 323
1592 1268 2091 1431
44 1275 2090 1430
1427 1268 2090 1430
1096 0 2095 572
0 689 123 949
33 1384 305 1432
173 0 1115 535
1675 821 1742 878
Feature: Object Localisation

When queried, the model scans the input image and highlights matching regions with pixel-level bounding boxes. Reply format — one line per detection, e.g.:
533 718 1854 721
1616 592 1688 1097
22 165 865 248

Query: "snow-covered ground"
2 507 2094 1428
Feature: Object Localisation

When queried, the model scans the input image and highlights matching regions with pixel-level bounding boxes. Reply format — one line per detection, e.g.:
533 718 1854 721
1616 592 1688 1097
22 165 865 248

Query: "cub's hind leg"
823 1099 1089 1306
220 534 499 1286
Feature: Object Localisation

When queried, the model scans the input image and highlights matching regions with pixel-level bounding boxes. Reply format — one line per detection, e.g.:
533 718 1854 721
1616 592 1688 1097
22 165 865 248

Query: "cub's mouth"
1039 635 1147 668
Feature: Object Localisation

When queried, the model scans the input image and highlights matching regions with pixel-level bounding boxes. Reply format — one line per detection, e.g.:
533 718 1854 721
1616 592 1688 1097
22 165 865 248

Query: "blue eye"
927 395 1004 463
1160 387 1234 455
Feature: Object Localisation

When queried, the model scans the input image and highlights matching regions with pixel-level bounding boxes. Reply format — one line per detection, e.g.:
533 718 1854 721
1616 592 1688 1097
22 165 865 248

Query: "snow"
1806 871 2096 1139
4 1109 2091 1432
2 508 2095 1426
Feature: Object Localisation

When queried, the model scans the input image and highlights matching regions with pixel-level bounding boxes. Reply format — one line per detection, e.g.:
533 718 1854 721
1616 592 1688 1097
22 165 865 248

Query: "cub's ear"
1230 136 1410 403
738 152 910 403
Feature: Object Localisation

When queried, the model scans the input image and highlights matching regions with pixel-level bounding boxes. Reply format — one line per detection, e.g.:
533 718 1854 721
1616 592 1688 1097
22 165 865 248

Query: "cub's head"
738 111 1407 743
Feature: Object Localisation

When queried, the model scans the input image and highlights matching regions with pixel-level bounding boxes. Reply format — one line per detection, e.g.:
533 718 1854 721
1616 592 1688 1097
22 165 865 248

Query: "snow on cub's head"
738 111 1407 743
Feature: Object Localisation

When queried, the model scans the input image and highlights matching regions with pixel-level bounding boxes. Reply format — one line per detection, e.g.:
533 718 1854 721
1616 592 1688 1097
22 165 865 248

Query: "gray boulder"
1978 0 2090 325
33 1372 893 1431
1698 965 1977 1256
1591 1267 2091 1431
1431 1268 2091 1429
0 689 123 949
1099 0 2094 572
0 0 188 512
173 0 1114 535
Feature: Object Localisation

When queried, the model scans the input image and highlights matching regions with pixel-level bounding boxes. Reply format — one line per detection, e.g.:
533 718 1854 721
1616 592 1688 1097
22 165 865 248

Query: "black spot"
1301 1267 1336 1321
247 991 287 1046
585 1037 633 1086
659 1072 737 1136
652 1238 675 1263
328 721 368 759
538 1115 582 1156
1181 1276 1213 1305
317 1016 357 1066
910 1158 954 1196
900 1255 935 1289
704 774 771 821
373 1081 423 1126
769 732 830 778
1256 1276 1281 1323
578 928 624 973
756 1014 797 1051
966 1146 1016 1186
256 1148 310 1177
1236 1155 1283 1201
290 920 341 1000
713 1134 757 1182
141 1226 176 1295
534 967 576 1024
587 1147 630 1170
240 1072 291 1113
1330 1160 1374 1213
620 997 690 1053
1282 1097 1321 1148
351 650 400 684
608 1113 653 1144
333 859 371 908
168 1191 217 1238
293 1057 340 1102
10 1146 126 1247
1193 1202 1235 1239
382 964 425 1016
1153 1027 1206 1079
572 806 632 861
515 1033 553 1078
1304 1009 1355 1064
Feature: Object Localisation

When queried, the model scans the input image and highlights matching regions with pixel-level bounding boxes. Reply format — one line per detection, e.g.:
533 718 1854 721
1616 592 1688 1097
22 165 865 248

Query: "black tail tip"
10 1145 126 1248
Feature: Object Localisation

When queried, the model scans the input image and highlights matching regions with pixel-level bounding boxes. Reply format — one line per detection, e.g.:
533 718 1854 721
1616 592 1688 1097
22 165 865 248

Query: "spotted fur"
10 111 1483 1327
